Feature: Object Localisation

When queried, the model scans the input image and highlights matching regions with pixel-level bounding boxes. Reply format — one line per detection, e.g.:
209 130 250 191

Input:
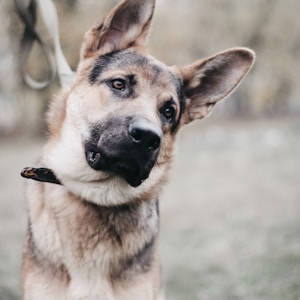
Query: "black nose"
129 120 161 152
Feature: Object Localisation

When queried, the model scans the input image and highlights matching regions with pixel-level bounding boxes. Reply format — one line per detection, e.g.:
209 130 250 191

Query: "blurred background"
0 0 299 299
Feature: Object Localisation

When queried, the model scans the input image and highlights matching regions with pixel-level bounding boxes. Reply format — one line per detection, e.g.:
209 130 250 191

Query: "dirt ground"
0 117 299 300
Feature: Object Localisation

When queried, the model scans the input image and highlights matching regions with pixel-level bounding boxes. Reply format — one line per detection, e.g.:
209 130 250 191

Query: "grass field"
0 117 299 300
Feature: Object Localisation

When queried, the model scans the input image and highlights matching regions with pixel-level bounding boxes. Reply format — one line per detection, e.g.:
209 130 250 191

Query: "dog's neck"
36 184 159 278
74 198 160 281
25 182 161 296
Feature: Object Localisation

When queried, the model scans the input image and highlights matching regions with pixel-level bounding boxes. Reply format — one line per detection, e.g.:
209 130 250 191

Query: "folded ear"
181 48 255 122
81 0 155 58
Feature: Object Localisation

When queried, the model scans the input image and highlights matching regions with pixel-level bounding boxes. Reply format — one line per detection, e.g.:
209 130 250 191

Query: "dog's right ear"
81 0 155 58
180 48 255 122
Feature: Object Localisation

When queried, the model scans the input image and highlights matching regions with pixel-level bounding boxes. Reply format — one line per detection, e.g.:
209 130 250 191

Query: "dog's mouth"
85 149 154 187
85 116 162 187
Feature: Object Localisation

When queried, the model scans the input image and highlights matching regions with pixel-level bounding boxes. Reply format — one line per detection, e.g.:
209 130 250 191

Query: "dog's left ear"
181 48 255 122
81 0 155 58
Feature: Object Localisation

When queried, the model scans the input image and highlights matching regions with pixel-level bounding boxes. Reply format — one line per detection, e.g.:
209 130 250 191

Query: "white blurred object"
263 129 282 148
36 0 75 88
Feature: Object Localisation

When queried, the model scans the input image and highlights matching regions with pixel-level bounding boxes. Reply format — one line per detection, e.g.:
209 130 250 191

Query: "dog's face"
44 0 254 205
82 50 185 188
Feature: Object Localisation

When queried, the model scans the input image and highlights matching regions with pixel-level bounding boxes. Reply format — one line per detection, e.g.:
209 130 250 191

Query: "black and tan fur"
22 0 255 299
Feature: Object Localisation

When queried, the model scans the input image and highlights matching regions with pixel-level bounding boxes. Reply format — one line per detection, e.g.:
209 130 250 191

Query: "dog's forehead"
88 50 181 92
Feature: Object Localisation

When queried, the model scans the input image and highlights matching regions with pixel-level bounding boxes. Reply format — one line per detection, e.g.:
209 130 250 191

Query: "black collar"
21 167 62 185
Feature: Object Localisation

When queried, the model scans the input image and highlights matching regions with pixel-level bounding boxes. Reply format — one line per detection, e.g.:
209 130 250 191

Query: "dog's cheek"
156 134 176 166
66 84 111 131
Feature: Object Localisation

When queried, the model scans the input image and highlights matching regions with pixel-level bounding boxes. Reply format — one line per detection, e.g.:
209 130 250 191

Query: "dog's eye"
111 79 126 91
161 105 176 121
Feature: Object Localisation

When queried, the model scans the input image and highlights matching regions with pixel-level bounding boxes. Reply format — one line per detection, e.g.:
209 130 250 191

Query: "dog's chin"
85 150 152 188
104 162 149 188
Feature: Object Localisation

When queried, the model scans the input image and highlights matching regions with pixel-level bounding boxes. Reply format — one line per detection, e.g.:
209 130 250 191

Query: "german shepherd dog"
21 0 255 299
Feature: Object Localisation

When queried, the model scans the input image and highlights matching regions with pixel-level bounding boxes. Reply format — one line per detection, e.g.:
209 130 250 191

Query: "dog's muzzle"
85 117 162 187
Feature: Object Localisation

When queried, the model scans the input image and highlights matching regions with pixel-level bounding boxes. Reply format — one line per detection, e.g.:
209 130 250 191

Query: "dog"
21 0 255 299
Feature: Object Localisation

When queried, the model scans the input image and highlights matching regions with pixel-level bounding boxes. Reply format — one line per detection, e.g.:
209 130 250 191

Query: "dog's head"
45 0 255 205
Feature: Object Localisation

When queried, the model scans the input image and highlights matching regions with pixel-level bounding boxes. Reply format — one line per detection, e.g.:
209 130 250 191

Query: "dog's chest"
26 180 160 299
46 189 159 275
67 272 114 300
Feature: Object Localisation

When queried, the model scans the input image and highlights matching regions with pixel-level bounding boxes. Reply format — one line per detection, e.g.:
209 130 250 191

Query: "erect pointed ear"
181 48 255 122
81 0 155 58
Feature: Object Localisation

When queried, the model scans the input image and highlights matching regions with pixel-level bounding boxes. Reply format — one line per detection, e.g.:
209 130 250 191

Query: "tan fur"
22 0 255 299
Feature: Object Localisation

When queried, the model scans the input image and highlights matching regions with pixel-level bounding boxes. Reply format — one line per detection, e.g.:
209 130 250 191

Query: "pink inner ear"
82 0 155 57
97 29 124 51
185 49 254 104
181 48 255 122
89 0 155 51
